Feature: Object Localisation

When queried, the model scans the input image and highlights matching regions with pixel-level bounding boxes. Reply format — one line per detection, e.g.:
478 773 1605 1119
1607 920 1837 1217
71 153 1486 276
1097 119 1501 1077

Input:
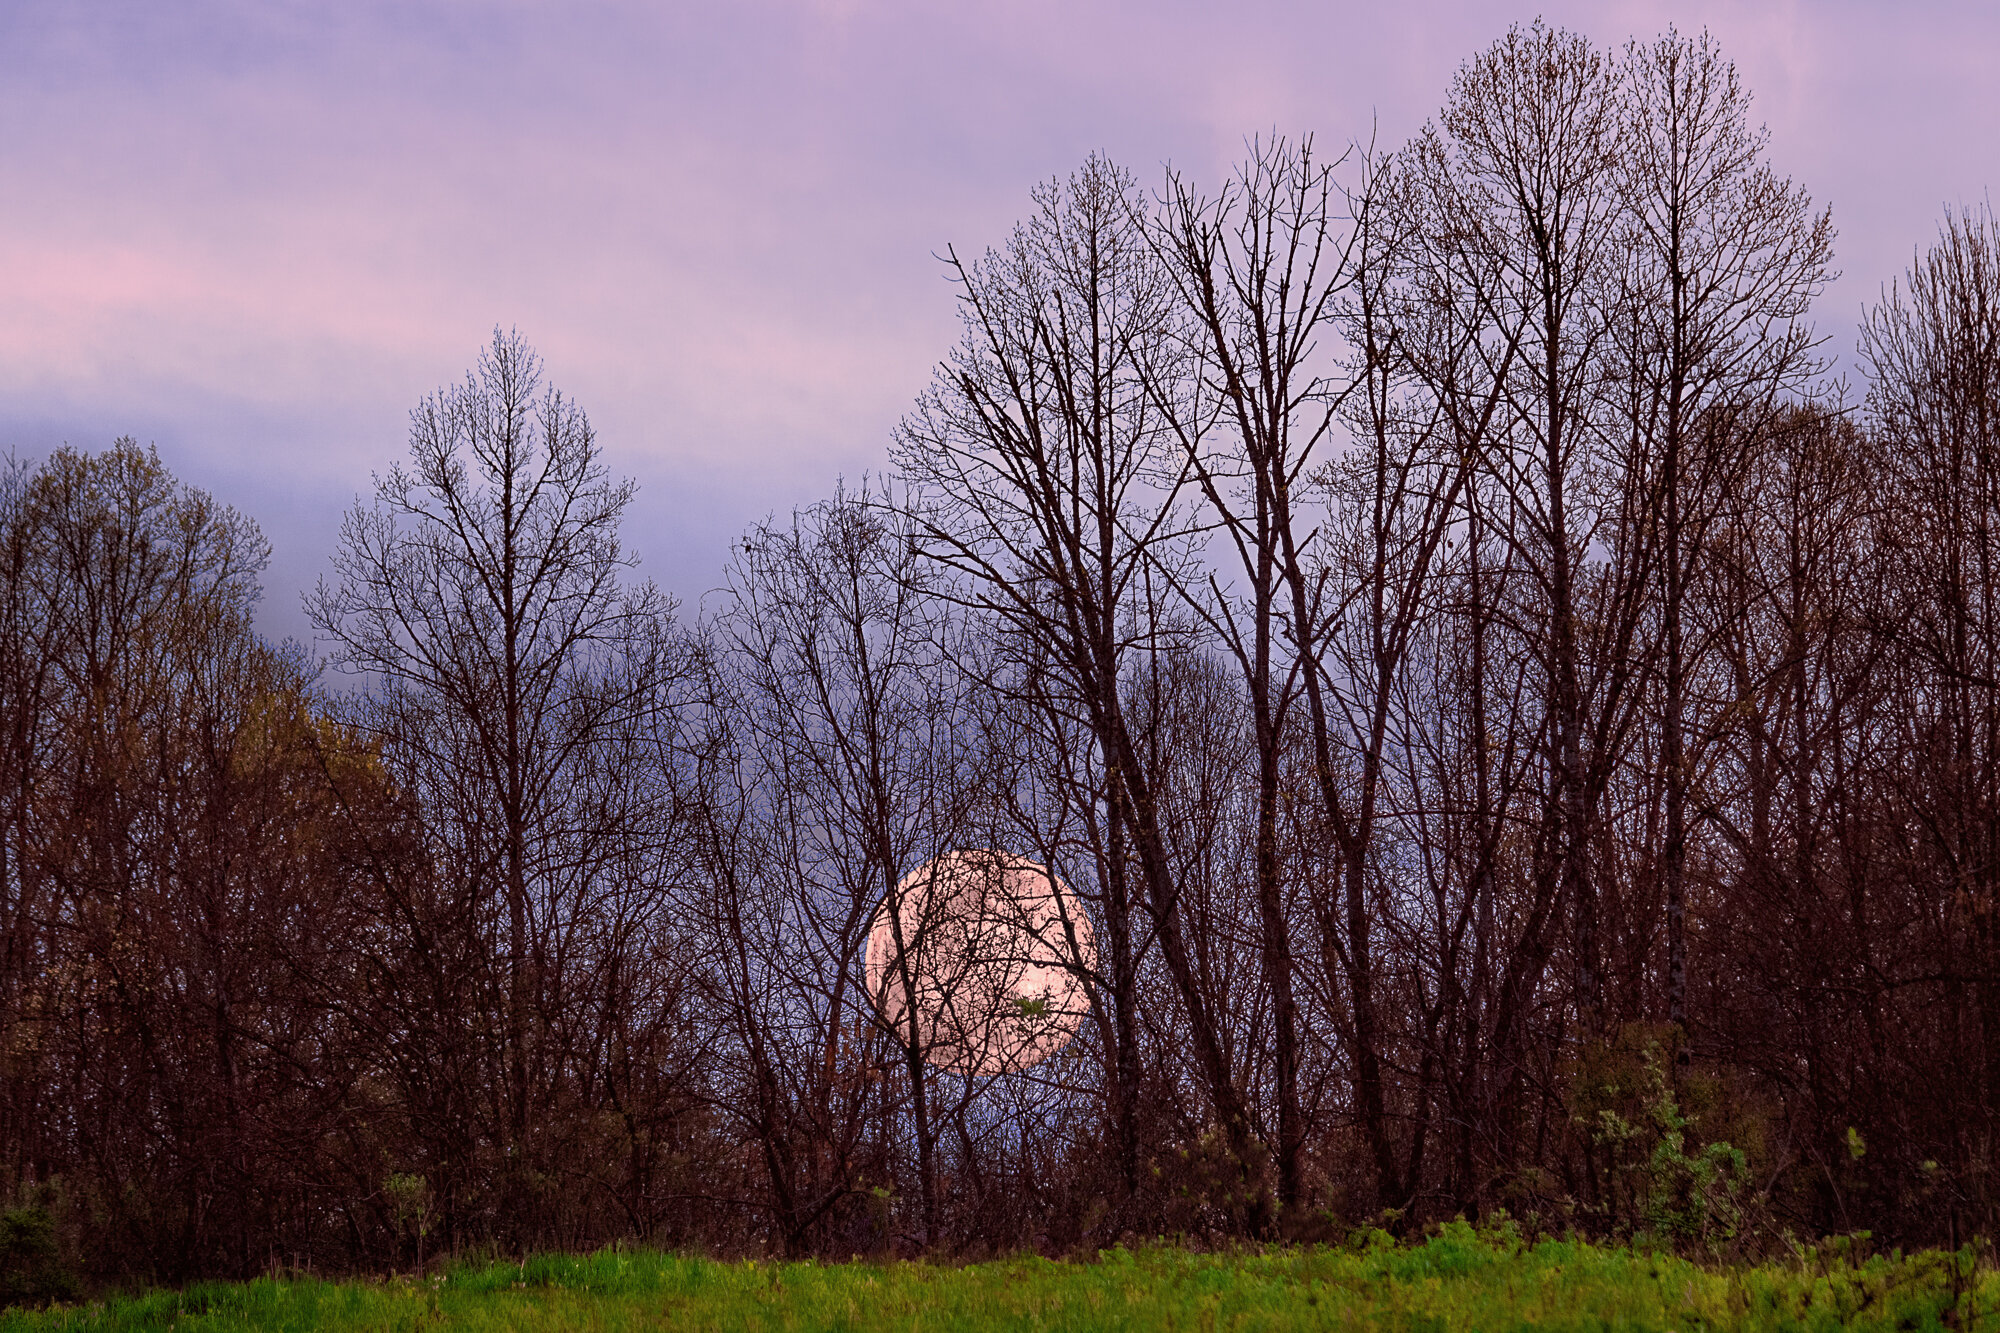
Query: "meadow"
5 1225 1997 1333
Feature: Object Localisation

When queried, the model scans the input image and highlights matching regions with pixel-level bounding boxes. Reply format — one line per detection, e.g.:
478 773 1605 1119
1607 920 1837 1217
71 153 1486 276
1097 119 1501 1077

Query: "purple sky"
4 0 1996 643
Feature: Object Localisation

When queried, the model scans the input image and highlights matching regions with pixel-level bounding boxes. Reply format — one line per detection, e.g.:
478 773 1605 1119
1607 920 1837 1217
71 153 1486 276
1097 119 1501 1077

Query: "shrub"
1572 1024 1751 1251
0 1205 78 1308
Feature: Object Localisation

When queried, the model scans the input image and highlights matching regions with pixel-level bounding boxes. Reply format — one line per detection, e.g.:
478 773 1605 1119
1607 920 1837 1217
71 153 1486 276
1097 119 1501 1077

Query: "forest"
5 21 2000 1284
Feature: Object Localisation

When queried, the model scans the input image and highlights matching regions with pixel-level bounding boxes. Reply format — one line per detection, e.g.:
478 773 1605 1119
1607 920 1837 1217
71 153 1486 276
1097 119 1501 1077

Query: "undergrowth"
3 1222 1996 1331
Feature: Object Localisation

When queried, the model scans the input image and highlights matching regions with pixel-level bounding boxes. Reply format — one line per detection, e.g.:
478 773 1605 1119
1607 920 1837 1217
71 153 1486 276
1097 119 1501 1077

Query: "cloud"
1 0 1995 642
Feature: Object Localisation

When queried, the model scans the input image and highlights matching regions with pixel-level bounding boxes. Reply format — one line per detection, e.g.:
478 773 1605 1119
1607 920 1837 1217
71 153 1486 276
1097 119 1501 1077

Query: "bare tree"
892 156 1275 1226
700 486 988 1252
1617 26 1832 1035
1145 135 1357 1216
1402 22 1653 1062
1863 206 2000 1109
0 441 403 1277
308 330 691 1248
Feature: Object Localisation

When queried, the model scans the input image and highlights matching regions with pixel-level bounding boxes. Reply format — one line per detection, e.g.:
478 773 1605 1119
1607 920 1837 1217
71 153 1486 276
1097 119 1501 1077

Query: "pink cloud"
1 0 1995 640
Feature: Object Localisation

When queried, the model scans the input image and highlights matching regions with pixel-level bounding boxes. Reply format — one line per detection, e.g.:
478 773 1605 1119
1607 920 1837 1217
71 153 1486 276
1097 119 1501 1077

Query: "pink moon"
865 851 1097 1076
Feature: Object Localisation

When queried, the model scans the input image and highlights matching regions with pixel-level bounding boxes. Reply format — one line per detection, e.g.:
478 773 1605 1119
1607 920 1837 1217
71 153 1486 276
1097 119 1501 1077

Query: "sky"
3 0 1996 645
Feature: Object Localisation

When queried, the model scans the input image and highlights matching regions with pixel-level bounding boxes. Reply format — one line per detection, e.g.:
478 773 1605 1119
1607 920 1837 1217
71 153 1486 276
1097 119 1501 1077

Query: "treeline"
6 20 2000 1281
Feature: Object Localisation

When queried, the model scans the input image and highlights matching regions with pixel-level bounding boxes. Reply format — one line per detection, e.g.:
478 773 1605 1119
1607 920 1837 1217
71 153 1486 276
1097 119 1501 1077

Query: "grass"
5 1223 1999 1331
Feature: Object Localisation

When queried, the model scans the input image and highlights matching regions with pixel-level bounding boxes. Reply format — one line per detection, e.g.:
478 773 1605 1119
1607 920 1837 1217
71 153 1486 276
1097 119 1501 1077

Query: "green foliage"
380 1173 434 1270
1573 1024 1753 1251
0 1207 77 1309
1149 1126 1273 1236
7 1233 2000 1330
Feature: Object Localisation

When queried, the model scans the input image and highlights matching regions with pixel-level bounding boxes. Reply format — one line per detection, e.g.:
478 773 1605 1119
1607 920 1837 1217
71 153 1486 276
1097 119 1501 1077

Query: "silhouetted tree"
308 330 696 1252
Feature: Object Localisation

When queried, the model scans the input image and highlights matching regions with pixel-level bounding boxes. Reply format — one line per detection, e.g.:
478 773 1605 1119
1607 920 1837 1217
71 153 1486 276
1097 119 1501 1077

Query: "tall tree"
1391 27 1640 1182
308 330 689 1248
892 157 1272 1227
1618 26 1831 1035
2 441 392 1277
1862 206 2000 1108
1148 134 1357 1215
701 486 984 1251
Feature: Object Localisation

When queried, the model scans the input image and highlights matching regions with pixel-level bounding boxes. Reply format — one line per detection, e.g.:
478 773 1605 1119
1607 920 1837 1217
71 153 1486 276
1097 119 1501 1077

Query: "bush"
0 1205 78 1308
1572 1024 1751 1251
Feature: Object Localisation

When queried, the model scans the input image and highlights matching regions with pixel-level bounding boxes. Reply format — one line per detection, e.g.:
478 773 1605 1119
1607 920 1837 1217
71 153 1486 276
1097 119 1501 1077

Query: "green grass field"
6 1224 1997 1331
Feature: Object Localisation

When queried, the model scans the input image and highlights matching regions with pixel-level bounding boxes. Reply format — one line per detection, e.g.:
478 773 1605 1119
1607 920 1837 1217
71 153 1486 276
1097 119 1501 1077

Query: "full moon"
864 851 1097 1076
